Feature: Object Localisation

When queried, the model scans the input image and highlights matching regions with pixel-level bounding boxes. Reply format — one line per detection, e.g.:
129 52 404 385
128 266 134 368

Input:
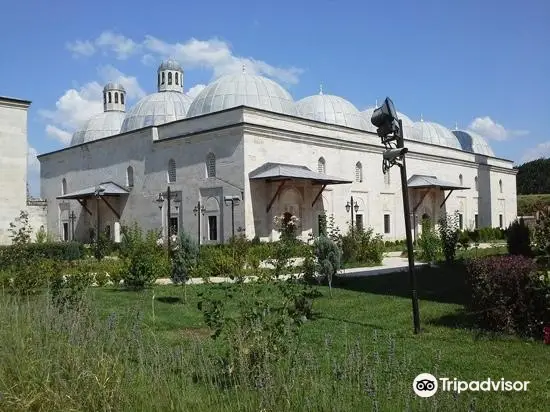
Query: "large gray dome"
453 129 495 157
120 91 193 133
410 121 462 149
70 111 125 146
186 72 296 118
296 94 368 130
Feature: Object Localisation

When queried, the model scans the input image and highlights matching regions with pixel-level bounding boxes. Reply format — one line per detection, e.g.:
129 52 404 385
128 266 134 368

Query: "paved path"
154 254 428 286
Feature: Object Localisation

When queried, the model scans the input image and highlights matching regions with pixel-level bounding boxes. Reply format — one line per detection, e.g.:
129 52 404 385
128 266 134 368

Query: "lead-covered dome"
120 92 193 133
453 129 495 157
186 72 296 118
70 111 126 145
296 93 368 130
410 121 462 149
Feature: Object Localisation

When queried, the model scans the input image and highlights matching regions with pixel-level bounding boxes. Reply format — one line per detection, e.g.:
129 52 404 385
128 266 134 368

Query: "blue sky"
1 0 549 195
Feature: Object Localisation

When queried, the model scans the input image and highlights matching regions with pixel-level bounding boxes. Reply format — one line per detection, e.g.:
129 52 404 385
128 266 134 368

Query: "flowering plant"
273 212 300 242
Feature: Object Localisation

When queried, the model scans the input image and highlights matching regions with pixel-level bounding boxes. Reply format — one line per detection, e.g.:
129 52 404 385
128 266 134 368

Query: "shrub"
458 230 471 251
8 210 32 245
313 236 342 296
0 242 84 268
506 218 532 257
50 268 93 311
418 219 441 262
171 231 199 285
438 213 460 263
10 259 59 296
341 227 384 266
533 209 550 267
466 256 549 338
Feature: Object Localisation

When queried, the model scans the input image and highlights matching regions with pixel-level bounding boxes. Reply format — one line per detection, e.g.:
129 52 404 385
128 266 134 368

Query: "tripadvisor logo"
413 373 530 397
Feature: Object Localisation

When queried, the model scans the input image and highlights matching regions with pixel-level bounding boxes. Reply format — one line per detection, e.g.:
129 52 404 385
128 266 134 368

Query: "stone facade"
38 106 517 244
0 96 47 244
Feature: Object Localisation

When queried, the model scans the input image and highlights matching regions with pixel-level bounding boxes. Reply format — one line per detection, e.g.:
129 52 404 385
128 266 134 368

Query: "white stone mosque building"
37 59 517 244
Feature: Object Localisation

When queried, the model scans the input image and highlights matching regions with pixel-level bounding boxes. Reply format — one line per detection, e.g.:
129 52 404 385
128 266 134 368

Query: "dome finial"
319 83 323 95
420 113 424 122
454 121 458 131
375 99 378 107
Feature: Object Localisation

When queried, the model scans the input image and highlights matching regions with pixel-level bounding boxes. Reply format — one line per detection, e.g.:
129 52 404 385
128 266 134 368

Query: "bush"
10 259 59 296
418 219 441 262
0 242 84 268
50 268 93 311
506 218 532 257
533 209 550 267
171 231 199 284
438 213 460 263
466 256 549 338
341 227 384 266
313 236 342 296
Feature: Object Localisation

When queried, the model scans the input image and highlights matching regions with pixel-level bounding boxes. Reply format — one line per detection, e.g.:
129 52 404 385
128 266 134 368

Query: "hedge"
0 242 84 267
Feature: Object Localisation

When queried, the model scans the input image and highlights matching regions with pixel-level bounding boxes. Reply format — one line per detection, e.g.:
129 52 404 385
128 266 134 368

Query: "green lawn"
1 264 548 411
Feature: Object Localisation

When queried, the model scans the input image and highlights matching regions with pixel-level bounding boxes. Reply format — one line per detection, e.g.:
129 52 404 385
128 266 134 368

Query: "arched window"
120 93 124 105
161 72 165 85
475 176 478 191
175 72 179 85
103 93 106 105
499 179 503 193
206 152 216 178
126 166 134 187
355 162 363 182
158 73 161 88
61 178 67 195
167 159 176 183
459 174 463 186
318 157 326 174
108 92 112 103
115 92 119 103
168 72 173 85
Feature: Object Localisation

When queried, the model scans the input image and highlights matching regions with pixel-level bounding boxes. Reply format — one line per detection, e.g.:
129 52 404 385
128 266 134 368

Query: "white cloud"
66 40 96 57
520 141 550 164
27 146 40 172
187 84 206 98
468 116 529 141
67 31 304 85
95 31 141 60
40 67 144 145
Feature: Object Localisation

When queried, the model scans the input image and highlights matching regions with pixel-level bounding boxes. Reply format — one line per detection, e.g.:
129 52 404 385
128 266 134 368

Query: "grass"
518 194 550 216
0 263 549 411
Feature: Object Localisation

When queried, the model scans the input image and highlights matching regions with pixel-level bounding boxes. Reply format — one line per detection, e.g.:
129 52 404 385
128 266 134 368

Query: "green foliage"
506 218 532 257
0 242 84 269
35 226 48 243
517 194 550 216
340 227 384 266
318 213 327 237
326 214 341 246
516 157 550 195
50 269 92 311
438 213 460 263
171 231 199 284
418 219 441 262
532 209 550 267
458 230 471 251
313 236 342 296
8 210 33 245
10 259 59 296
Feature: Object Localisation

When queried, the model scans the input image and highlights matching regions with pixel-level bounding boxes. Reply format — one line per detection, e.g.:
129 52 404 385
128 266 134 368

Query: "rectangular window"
474 214 479 229
355 214 363 232
499 214 503 229
169 217 178 236
384 214 391 234
62 222 69 241
208 216 217 241
459 213 464 230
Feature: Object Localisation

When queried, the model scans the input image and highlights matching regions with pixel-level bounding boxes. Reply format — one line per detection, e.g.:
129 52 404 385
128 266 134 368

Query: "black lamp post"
69 211 76 241
94 186 105 260
224 195 241 239
345 196 359 234
156 186 180 253
193 201 206 245
371 97 420 335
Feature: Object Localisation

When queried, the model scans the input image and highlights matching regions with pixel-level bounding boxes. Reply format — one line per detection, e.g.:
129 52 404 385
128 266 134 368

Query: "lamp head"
354 202 359 213
345 202 351 213
371 97 400 141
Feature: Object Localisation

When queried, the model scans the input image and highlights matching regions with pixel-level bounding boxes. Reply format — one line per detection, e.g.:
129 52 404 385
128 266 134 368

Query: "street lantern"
371 97 421 335
354 202 359 213
345 197 359 234
193 202 206 245
156 193 164 209
345 202 351 213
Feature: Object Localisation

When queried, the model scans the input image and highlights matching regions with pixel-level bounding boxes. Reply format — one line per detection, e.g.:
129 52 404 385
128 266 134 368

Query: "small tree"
438 212 460 263
8 210 32 245
313 236 342 297
418 218 441 263
506 218 532 257
171 231 199 301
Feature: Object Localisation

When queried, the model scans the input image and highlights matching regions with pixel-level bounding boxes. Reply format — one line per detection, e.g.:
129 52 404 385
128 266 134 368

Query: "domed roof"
186 72 296 118
120 91 193 133
158 59 183 72
453 129 495 157
104 82 125 92
410 121 462 149
361 108 414 133
70 111 125 146
296 93 368 130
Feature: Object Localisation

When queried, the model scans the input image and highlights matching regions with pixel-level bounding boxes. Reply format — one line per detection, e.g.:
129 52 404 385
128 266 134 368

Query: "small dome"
296 94 368 130
103 82 125 92
70 111 125 146
158 59 183 72
361 108 414 133
410 121 462 149
186 72 296 118
120 91 193 133
453 129 495 157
